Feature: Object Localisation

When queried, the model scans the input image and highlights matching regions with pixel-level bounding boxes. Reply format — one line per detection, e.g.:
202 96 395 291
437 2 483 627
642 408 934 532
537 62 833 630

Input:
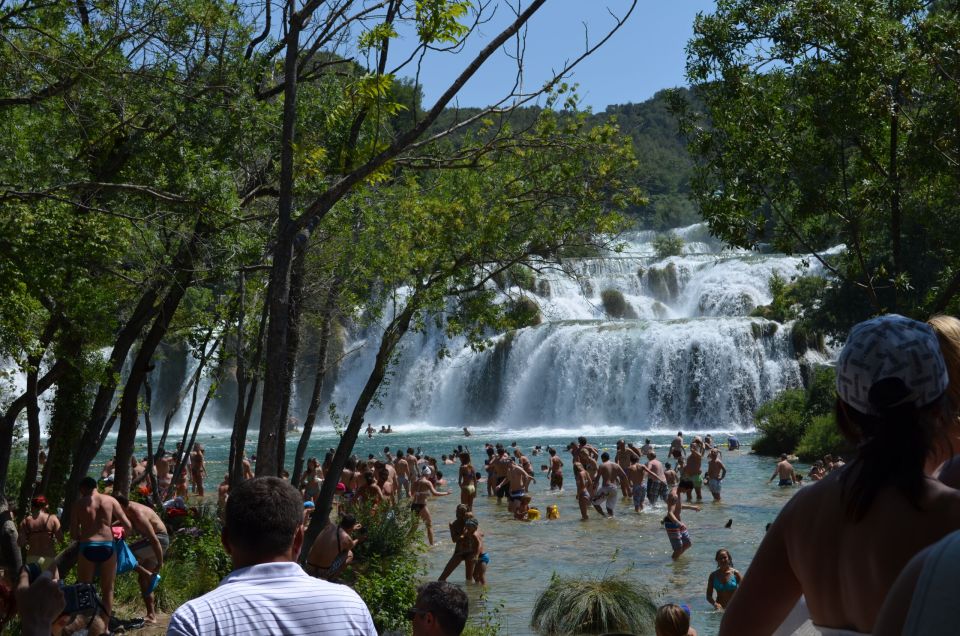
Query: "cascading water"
326 223 829 432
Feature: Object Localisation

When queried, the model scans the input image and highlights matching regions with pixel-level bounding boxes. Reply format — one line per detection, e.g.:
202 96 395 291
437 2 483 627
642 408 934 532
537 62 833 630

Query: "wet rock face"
645 262 680 303
600 289 638 319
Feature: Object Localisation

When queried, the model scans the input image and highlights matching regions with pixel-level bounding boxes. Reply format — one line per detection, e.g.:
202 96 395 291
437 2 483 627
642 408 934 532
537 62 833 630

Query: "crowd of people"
6 312 960 636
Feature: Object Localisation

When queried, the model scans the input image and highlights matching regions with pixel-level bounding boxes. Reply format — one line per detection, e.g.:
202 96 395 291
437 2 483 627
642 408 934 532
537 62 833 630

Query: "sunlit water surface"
106 425 807 636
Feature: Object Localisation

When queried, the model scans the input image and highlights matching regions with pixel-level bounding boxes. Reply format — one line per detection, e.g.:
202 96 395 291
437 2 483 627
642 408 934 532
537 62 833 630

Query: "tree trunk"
257 0 302 477
276 245 307 475
113 220 207 497
230 284 269 485
303 298 417 557
889 77 902 310
17 361 42 520
156 329 218 454
290 280 339 487
39 333 86 509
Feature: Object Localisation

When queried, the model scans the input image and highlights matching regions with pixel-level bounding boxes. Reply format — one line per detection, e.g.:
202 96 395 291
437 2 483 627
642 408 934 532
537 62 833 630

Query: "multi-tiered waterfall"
326 224 830 433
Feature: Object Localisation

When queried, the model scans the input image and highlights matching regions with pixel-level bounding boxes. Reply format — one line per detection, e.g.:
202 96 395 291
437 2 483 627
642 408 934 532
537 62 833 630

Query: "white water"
326 223 829 432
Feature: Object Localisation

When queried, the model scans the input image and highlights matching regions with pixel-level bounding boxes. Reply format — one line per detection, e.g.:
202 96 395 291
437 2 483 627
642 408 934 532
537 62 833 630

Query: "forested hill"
430 87 703 230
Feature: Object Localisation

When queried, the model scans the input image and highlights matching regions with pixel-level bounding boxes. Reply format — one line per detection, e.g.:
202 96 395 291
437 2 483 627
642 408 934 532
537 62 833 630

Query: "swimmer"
592 452 628 517
627 454 666 512
706 548 742 609
768 454 795 487
706 449 727 502
664 479 700 560
458 453 477 511
410 467 451 545
547 448 564 490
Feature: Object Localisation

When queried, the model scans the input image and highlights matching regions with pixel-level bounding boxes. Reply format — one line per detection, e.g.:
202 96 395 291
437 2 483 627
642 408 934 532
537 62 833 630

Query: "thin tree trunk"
290 280 339 487
17 361 42 520
143 379 158 504
303 298 417 557
156 329 218 454
167 363 221 501
230 282 269 484
39 333 85 508
889 77 902 310
276 245 307 475
257 0 303 477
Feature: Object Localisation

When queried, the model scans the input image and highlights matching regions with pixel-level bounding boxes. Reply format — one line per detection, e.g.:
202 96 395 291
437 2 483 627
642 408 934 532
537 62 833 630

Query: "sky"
387 1 717 111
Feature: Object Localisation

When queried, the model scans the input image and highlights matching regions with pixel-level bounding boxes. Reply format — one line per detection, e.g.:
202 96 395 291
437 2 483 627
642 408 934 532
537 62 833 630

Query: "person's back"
773 470 960 632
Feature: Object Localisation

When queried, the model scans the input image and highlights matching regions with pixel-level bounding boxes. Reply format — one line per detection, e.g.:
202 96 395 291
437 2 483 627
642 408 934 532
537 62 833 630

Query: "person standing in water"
646 452 668 506
18 496 61 569
768 454 795 487
592 452 628 517
706 449 727 502
411 467 451 545
664 479 700 560
457 453 477 512
706 548 741 609
548 448 564 490
573 462 595 520
627 455 666 513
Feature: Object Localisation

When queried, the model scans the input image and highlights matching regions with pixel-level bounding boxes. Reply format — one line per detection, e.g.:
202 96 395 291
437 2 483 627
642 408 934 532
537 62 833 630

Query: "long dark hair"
837 378 947 521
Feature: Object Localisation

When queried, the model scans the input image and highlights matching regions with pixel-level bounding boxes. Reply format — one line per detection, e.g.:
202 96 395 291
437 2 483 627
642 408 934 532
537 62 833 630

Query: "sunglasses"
406 607 429 621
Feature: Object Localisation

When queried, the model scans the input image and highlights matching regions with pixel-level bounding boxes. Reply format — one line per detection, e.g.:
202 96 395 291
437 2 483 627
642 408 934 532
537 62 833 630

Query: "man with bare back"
646 452 668 506
664 479 701 560
71 476 132 624
506 459 535 515
491 449 512 504
592 452 628 517
573 462 594 520
116 494 167 623
190 443 206 497
457 453 477 511
615 440 638 498
395 450 412 497
626 455 666 512
156 451 172 493
548 448 564 490
410 467 451 545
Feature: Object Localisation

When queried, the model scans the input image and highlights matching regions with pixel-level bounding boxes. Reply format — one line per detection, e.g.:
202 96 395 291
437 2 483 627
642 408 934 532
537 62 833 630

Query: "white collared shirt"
167 561 376 635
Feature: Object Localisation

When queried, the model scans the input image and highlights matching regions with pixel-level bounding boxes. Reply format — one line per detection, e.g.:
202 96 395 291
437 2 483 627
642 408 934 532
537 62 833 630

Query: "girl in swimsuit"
706 548 741 609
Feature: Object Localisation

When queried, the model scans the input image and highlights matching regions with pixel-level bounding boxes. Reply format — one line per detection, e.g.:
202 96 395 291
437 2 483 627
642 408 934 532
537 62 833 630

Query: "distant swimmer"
646 452 668 506
682 439 704 502
366 424 375 438
548 448 564 490
768 454 795 487
727 436 740 451
641 438 654 455
671 431 686 457
463 427 471 437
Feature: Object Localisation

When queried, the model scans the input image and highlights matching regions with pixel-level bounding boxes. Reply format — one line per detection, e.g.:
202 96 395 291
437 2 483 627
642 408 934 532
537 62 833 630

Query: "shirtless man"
241 452 254 480
366 424 375 439
682 441 704 502
341 456 359 504
190 443 206 497
548 448 564 490
506 459 535 514
573 462 595 520
664 479 701 560
376 466 396 503
410 467 451 545
115 494 167 623
640 438 654 456
592 452 629 517
70 476 132 624
706 449 727 502
768 454 795 487
615 441 639 498
646 452 668 506
576 437 600 478
101 457 116 481
155 451 172 493
395 450 412 497
218 474 230 506
491 449 512 504
626 455 666 513
671 431 686 457
305 514 363 581
18 495 62 568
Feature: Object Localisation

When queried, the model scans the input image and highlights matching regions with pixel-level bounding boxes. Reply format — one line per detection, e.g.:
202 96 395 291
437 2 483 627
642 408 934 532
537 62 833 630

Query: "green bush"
752 389 808 456
531 572 656 635
652 233 684 260
796 413 853 462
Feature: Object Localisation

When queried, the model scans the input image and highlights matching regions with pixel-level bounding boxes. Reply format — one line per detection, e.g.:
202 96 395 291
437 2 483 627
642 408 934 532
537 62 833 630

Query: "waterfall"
325 223 830 432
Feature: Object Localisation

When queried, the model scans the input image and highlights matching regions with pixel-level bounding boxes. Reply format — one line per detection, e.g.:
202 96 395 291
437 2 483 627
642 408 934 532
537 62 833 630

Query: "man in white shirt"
167 477 376 636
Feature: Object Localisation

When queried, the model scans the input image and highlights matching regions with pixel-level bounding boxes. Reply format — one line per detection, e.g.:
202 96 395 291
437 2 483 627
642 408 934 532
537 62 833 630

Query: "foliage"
752 389 809 456
678 0 960 331
652 233 685 260
348 501 424 634
462 593 505 636
4 453 26 503
797 413 853 462
531 571 657 635
754 366 842 457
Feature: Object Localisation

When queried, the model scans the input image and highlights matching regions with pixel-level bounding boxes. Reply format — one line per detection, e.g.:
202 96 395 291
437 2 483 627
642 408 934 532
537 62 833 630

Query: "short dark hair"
340 514 358 529
601 452 610 461
114 494 129 507
225 477 301 557
417 581 468 635
80 476 97 492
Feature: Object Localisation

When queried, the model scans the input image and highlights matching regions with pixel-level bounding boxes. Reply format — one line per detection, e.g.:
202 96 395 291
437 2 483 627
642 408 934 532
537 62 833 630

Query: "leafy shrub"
652 233 684 260
600 289 637 319
531 572 656 635
796 413 854 462
752 389 808 456
505 296 542 328
4 453 26 503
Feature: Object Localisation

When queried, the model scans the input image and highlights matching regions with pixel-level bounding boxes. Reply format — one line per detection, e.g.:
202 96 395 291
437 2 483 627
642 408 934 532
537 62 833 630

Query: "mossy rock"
537 278 552 298
600 289 638 319
751 321 779 339
506 296 542 328
646 262 680 303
